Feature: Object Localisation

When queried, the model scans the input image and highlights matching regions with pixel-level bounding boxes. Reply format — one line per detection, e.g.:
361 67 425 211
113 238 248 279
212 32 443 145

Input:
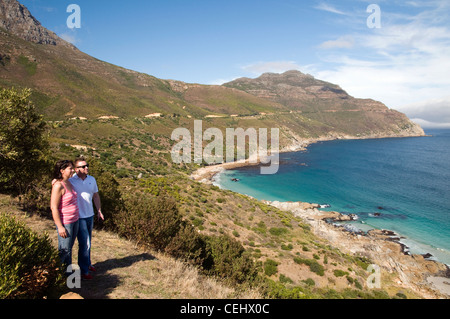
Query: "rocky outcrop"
267 200 450 298
224 70 425 138
0 0 75 48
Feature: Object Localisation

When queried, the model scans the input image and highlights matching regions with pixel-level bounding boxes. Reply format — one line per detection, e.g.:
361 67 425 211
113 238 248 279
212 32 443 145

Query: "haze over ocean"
217 129 450 265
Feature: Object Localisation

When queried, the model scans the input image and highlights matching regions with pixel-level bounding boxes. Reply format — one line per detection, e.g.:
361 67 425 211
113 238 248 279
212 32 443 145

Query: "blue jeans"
57 220 79 274
77 217 94 275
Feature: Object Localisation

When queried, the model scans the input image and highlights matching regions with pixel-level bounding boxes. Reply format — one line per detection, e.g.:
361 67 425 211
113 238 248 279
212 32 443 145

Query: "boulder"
60 292 84 299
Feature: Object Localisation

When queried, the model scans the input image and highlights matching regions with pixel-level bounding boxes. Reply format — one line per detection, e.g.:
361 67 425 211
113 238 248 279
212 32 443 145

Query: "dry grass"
0 194 262 299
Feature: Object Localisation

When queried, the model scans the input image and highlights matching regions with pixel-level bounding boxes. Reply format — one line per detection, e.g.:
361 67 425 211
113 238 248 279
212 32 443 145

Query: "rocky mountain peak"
224 69 350 105
0 0 74 48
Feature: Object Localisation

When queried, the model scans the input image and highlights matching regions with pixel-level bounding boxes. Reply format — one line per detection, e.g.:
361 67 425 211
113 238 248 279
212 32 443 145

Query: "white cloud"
314 3 347 15
241 61 302 75
59 32 78 45
319 36 355 49
209 77 240 85
411 118 450 129
309 1 450 125
401 97 450 124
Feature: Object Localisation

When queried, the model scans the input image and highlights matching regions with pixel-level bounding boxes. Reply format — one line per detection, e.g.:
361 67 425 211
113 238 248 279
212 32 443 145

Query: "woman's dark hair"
53 160 74 180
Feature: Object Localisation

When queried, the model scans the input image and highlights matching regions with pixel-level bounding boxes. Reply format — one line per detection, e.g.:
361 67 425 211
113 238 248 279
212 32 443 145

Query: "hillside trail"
2 195 260 299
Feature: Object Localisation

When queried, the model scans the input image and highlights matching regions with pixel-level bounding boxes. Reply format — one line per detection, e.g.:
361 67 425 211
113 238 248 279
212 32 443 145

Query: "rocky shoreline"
266 201 450 298
192 166 450 298
191 150 450 298
190 133 450 298
190 131 428 184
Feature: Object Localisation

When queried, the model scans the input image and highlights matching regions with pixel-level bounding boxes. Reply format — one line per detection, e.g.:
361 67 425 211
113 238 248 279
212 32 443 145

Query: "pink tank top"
58 182 79 225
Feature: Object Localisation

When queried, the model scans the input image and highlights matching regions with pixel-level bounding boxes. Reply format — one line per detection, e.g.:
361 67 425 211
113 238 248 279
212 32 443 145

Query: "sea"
215 129 450 266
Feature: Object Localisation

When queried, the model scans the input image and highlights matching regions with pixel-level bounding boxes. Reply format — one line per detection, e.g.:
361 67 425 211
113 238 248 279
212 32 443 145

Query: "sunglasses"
76 164 89 169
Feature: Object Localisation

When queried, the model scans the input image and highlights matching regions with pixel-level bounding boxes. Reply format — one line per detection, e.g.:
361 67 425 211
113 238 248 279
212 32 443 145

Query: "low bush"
0 214 64 299
88 159 125 230
203 235 258 285
116 193 182 250
269 227 288 236
294 257 325 276
264 259 279 277
334 269 349 277
115 192 258 286
165 222 207 267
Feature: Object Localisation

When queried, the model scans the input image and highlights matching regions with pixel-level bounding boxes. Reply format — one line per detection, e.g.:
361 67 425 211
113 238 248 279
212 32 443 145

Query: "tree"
0 88 49 195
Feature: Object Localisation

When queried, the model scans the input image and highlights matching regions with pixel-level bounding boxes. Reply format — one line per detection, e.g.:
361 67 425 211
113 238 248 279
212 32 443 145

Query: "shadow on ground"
67 253 156 299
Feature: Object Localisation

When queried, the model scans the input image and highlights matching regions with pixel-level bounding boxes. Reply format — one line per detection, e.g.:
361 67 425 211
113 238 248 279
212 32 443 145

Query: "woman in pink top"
50 160 80 273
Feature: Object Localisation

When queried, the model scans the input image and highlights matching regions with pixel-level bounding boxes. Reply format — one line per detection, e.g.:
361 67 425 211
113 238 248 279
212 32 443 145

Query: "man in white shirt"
70 157 104 280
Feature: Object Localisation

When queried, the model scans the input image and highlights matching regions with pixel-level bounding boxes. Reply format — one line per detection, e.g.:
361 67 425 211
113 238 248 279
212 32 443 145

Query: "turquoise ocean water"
216 129 450 265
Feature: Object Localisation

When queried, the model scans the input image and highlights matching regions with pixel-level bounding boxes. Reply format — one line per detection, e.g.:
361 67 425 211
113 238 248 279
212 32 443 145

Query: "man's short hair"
74 156 87 165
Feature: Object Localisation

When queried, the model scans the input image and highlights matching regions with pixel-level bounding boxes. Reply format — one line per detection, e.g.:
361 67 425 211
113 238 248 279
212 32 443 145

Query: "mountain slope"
0 0 424 141
223 70 425 137
3 1 449 300
0 0 74 47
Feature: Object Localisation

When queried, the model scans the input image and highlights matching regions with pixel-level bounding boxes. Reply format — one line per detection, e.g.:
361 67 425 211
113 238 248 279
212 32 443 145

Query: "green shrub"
264 259 279 277
203 235 258 285
21 173 52 216
116 193 182 250
279 274 293 284
0 88 49 196
309 261 325 276
354 280 363 290
302 278 316 287
191 217 203 227
354 256 371 270
254 221 267 234
263 280 307 299
281 243 293 251
333 269 349 277
0 214 64 299
395 292 407 299
165 223 207 267
294 257 325 276
116 192 208 267
269 227 288 236
89 159 125 230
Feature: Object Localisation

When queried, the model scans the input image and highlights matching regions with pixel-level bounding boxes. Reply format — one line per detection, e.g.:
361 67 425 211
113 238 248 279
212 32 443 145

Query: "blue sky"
19 0 450 127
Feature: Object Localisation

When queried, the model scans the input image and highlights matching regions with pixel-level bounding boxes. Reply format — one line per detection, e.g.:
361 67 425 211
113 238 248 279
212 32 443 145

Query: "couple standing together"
50 157 104 280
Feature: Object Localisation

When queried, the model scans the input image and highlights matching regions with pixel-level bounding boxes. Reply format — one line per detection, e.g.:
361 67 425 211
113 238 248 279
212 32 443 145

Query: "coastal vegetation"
0 213 64 299
0 88 426 299
0 2 441 299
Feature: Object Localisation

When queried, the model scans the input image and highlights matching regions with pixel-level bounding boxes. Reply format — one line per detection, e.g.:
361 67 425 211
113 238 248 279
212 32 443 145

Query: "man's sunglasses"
77 165 89 169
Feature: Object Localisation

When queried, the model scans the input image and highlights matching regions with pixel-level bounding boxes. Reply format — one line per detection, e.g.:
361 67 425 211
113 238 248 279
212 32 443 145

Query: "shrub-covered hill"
0 0 424 140
1 87 442 299
0 0 434 300
1 182 421 300
0 195 261 299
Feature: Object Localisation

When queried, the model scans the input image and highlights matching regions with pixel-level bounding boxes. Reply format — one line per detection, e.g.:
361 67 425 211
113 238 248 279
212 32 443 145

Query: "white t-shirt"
69 174 99 219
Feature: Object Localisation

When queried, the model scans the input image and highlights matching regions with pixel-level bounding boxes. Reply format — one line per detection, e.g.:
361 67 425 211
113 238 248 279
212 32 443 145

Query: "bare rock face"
267 199 450 298
0 0 74 48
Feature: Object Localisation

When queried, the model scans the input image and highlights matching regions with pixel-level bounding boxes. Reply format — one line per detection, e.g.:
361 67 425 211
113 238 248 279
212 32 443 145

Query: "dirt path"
2 195 260 299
